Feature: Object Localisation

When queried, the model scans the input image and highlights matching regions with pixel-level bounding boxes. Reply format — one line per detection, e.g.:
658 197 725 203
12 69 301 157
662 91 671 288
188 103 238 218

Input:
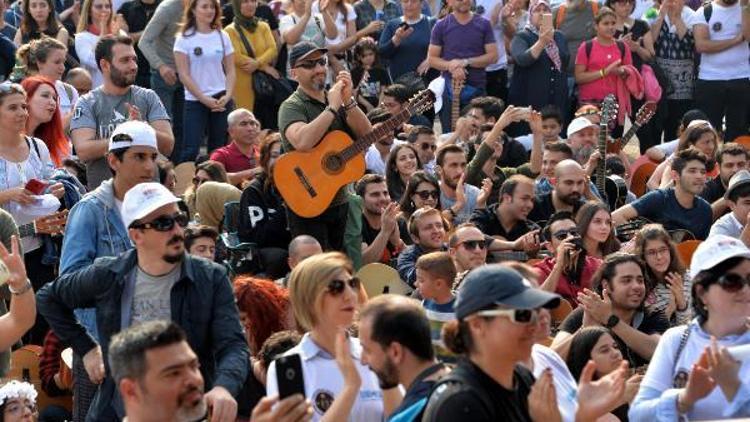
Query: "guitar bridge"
294 167 317 198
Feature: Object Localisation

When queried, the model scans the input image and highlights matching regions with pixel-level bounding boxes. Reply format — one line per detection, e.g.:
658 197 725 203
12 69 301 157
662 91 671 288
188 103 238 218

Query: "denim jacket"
37 249 250 421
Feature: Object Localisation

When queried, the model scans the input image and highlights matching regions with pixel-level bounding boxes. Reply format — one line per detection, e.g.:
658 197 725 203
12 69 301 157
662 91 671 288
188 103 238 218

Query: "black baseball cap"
289 42 328 68
454 265 561 320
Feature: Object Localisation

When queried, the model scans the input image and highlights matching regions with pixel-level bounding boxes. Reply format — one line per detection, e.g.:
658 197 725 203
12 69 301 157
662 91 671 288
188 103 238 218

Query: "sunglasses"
327 277 361 295
475 308 538 325
415 190 439 200
458 239 486 250
552 228 578 241
715 273 750 293
132 212 189 231
295 57 328 69
419 143 437 151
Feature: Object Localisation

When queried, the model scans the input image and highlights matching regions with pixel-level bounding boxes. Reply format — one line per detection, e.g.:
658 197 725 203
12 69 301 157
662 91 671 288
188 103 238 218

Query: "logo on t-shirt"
312 389 335 414
712 22 722 32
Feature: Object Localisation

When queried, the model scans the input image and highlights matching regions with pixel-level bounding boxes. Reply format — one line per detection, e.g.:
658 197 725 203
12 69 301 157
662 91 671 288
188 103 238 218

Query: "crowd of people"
0 0 749 419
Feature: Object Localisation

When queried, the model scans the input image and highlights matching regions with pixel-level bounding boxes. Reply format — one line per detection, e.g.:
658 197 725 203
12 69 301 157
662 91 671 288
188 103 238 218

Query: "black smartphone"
211 90 226 100
275 354 305 399
398 22 410 31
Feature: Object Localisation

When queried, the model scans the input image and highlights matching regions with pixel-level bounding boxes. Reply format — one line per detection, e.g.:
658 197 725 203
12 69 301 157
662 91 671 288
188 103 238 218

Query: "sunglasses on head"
327 277 361 295
552 228 578 241
295 57 328 69
475 308 538 325
132 212 189 232
415 190 439 200
714 273 750 293
458 239 486 250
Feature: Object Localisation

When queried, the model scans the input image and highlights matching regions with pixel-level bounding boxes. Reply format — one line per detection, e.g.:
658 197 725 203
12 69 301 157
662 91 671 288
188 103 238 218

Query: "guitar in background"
450 77 464 131
594 95 628 210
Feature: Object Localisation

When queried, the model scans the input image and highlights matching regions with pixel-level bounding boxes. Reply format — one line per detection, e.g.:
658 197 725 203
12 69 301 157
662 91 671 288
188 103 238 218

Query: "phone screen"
541 13 552 32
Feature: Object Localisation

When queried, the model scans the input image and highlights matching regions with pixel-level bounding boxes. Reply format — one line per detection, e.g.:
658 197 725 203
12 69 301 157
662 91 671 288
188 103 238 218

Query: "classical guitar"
450 77 464 132
606 101 657 154
17 210 68 239
274 90 435 218
594 95 628 210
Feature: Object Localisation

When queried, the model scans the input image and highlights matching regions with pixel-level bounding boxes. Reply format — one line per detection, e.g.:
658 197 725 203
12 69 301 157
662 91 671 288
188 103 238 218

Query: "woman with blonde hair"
75 0 119 88
266 252 394 421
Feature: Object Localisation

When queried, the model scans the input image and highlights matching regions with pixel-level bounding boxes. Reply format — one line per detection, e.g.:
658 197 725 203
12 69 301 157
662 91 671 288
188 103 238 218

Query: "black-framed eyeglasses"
552 228 578 241
132 212 189 232
419 143 437 151
415 190 439 200
327 277 361 295
715 273 750 293
295 57 328 69
458 239 486 250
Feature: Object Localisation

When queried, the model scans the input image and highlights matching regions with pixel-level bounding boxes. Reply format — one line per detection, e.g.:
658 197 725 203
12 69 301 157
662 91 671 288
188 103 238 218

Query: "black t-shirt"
236 362 266 418
423 359 534 422
700 176 725 204
527 192 584 225
351 66 391 109
614 19 650 69
559 307 670 368
118 0 159 78
361 216 410 264
498 137 529 168
470 203 538 241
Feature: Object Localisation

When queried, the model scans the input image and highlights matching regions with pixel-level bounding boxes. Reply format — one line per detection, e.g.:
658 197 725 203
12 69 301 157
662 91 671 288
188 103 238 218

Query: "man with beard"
358 295 450 421
437 144 490 226
278 42 372 251
210 109 263 187
364 108 405 175
528 159 587 225
407 126 438 175
397 207 448 286
551 253 669 369
700 142 749 218
692 0 750 144
38 183 249 422
565 116 599 171
356 174 407 265
614 148 713 240
71 35 173 191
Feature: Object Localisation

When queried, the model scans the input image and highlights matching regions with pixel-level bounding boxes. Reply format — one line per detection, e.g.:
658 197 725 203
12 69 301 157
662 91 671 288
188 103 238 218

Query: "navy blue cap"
454 265 561 320
289 42 328 68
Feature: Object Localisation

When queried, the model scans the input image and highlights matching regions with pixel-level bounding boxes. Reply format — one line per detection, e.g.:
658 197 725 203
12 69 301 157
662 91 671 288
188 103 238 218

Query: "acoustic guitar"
593 95 628 210
606 101 657 154
18 210 68 240
274 90 435 218
450 77 464 131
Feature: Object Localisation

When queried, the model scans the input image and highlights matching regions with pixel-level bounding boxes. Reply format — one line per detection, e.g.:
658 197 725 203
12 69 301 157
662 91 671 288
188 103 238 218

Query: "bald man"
276 235 323 286
528 160 587 224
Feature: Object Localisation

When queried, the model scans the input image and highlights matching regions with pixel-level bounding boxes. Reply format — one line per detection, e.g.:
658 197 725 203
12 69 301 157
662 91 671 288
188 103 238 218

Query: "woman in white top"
174 0 236 164
266 252 391 422
312 0 380 73
279 0 337 75
75 0 119 88
630 234 750 421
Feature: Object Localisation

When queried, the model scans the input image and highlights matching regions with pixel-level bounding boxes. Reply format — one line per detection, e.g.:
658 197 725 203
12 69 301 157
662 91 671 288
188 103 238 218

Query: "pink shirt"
576 39 633 102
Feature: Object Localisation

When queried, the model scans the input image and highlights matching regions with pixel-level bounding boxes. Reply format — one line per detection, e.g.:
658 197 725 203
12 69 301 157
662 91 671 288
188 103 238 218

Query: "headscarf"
232 0 259 32
526 0 562 72
195 181 242 229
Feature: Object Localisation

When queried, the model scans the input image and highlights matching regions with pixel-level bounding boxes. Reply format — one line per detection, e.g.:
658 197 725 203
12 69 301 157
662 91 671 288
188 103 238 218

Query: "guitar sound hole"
324 154 344 173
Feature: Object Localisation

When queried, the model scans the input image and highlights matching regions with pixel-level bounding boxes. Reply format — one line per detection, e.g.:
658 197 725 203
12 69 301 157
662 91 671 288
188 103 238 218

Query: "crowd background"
0 0 749 419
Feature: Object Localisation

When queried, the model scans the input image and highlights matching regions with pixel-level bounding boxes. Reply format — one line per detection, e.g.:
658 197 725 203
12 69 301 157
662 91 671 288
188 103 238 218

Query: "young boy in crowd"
517 105 564 152
415 251 456 361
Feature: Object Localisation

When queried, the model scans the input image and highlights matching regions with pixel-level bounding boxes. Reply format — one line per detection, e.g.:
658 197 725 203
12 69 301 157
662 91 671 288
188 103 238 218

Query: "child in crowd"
415 251 457 361
351 37 391 113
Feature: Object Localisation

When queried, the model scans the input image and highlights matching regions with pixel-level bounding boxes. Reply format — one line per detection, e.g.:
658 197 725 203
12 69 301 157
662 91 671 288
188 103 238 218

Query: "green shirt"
278 88 354 206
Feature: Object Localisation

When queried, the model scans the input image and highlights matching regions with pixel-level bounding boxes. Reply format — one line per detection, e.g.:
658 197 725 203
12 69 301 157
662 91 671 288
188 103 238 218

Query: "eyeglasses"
715 273 750 293
414 190 439 200
645 246 670 259
193 176 210 185
327 277 361 295
419 143 437 151
458 239 486 250
132 212 189 231
295 57 328 69
474 308 538 325
552 228 578 241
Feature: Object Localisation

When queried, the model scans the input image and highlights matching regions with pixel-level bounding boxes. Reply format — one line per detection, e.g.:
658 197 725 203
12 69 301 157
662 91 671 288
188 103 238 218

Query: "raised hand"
706 336 742 401
476 178 493 209
528 369 562 422
576 360 627 420
0 236 27 290
665 272 686 312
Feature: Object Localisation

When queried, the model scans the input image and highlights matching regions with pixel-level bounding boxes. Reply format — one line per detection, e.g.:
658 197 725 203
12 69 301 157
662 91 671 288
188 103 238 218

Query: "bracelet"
599 69 606 78
343 97 357 111
9 279 32 296
325 106 338 118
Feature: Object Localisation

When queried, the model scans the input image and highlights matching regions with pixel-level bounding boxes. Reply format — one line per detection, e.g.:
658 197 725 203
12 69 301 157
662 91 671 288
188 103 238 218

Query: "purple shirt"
430 13 495 89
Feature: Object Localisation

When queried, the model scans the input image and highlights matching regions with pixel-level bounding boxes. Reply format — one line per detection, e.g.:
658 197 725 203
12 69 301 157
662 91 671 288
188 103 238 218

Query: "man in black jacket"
37 182 249 422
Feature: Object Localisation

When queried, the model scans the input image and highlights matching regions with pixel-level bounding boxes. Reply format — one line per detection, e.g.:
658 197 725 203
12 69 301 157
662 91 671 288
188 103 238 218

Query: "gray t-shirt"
70 85 170 190
553 3 597 74
130 265 181 326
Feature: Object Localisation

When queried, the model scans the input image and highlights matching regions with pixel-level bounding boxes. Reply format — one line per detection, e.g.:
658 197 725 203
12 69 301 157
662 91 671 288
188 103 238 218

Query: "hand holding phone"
540 13 552 33
276 354 305 399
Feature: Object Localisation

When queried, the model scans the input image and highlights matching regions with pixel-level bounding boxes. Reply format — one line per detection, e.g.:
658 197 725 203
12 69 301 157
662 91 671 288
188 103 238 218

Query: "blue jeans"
179 99 233 163
151 69 184 162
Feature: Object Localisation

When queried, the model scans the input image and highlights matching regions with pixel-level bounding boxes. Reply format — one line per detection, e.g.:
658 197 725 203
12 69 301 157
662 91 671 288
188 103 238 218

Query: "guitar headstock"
407 89 436 116
600 94 618 127
635 101 657 126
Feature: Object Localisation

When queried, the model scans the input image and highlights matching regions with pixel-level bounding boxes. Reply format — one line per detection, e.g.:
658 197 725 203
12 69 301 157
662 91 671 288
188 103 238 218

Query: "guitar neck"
618 122 641 151
596 122 607 194
451 80 463 130
340 108 414 161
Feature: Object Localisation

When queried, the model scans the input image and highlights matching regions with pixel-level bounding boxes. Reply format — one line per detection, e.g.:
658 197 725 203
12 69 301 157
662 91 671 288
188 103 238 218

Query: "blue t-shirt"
441 182 480 226
423 297 455 361
429 14 495 89
631 188 712 240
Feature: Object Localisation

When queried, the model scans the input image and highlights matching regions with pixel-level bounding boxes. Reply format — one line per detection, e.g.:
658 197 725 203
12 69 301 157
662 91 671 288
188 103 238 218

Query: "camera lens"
285 368 296 380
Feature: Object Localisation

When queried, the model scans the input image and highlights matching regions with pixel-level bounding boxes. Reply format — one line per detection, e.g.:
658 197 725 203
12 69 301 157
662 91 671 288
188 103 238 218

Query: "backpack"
585 39 626 62
555 1 599 28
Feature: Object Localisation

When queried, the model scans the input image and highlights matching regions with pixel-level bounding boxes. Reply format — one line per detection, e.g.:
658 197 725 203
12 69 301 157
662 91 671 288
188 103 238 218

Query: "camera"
570 236 584 252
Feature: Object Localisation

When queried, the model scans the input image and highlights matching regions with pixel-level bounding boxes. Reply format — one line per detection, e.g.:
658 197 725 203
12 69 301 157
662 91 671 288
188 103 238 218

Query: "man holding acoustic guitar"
277 42 373 251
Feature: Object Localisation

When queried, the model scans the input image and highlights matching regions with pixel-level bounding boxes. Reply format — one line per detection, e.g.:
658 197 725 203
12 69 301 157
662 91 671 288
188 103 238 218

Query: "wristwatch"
463 58 471 68
604 314 620 329
9 279 33 296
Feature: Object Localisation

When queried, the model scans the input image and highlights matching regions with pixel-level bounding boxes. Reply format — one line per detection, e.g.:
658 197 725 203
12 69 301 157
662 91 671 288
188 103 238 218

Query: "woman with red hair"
21 76 70 168
233 276 294 353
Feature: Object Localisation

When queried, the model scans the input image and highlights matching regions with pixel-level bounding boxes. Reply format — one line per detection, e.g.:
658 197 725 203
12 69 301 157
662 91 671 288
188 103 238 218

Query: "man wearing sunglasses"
448 223 488 274
278 42 373 251
406 126 438 175
39 182 249 422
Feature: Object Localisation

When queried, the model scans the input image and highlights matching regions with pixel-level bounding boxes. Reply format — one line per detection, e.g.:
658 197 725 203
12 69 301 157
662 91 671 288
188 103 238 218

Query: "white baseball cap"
121 182 180 229
108 121 158 152
566 116 597 138
689 235 750 278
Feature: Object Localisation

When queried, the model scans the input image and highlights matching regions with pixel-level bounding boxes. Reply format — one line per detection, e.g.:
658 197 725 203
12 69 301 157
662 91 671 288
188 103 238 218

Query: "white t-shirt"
531 344 579 422
635 320 750 420
75 31 104 89
266 334 384 422
312 1 356 47
173 29 234 101
280 12 328 49
473 0 507 71
693 2 750 80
